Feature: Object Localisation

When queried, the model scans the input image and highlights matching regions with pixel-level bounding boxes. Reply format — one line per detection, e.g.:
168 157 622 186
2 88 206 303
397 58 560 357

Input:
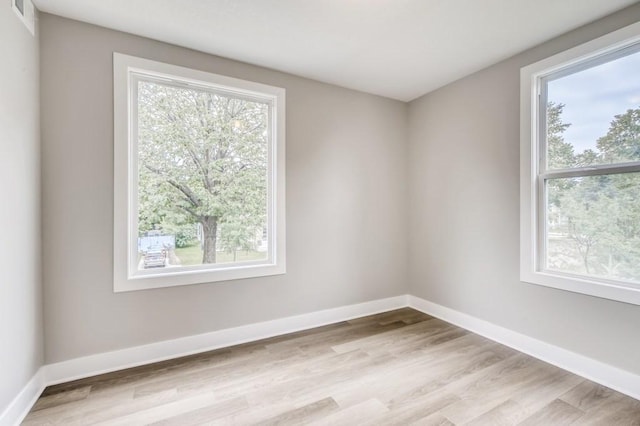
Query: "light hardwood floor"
23 308 640 425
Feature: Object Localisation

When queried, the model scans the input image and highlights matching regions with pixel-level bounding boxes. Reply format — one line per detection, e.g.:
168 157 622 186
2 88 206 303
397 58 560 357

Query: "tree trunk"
201 216 218 264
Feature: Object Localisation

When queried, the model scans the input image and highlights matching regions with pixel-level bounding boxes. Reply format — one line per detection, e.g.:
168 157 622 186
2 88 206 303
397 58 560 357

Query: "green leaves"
596 108 640 164
546 102 575 170
546 103 640 282
137 80 269 263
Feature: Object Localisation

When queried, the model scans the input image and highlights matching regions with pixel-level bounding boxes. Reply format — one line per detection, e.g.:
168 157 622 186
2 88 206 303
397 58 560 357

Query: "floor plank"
23 308 640 425
518 399 585 425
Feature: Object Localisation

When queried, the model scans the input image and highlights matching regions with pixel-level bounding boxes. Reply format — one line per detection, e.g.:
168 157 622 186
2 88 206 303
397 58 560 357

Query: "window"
521 22 640 305
114 53 285 292
12 0 35 35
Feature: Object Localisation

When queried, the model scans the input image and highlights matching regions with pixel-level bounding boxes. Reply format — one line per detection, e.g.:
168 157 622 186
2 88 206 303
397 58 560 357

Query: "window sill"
521 269 640 306
114 262 286 293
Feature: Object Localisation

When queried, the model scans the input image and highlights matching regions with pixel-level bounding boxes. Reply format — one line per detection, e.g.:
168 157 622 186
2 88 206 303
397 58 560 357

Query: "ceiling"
33 0 638 101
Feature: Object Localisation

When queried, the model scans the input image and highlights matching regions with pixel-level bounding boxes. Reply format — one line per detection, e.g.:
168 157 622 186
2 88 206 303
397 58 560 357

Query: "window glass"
520 23 640 305
114 53 285 291
541 46 640 288
545 173 640 283
545 48 640 170
136 78 270 272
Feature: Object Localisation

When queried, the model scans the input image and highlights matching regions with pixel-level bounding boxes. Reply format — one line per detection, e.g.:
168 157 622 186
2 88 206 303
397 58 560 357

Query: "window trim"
113 53 286 292
520 22 640 306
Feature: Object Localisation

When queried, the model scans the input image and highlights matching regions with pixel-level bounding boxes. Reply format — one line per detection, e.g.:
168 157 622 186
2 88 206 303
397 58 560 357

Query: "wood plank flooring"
23 308 640 425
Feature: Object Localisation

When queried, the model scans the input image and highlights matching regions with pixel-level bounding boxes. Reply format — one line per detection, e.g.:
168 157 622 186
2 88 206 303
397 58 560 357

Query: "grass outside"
173 243 266 266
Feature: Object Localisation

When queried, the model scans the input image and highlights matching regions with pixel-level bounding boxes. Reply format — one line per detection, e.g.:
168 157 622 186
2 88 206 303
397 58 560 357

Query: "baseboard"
0 367 46 426
44 295 409 386
7 293 638 425
408 295 640 401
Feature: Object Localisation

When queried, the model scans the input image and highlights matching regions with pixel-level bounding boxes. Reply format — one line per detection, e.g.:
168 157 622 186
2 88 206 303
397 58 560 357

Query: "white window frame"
113 53 286 292
12 0 35 35
520 22 640 306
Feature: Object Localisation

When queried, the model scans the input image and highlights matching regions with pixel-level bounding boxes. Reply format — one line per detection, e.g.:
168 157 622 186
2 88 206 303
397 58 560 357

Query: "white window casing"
113 53 286 292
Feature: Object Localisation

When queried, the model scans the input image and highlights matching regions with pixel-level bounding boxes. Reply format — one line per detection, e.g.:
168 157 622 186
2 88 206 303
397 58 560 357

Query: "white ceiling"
33 0 638 101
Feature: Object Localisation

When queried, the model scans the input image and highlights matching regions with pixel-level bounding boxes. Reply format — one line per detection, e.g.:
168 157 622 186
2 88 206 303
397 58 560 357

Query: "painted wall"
0 3 42 415
408 4 640 374
40 14 408 363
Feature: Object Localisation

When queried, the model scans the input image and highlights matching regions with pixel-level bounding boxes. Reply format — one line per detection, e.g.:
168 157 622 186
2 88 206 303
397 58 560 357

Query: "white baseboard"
408 295 640 401
6 293 639 425
45 295 409 386
0 368 46 426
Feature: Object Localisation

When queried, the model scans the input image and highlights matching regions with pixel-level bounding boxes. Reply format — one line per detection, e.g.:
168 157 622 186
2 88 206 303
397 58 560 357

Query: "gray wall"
40 14 408 363
408 3 640 374
37 2 640 377
0 3 42 414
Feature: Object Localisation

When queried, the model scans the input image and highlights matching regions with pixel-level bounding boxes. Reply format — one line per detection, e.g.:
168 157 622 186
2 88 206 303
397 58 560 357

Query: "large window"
114 54 285 292
521 23 640 305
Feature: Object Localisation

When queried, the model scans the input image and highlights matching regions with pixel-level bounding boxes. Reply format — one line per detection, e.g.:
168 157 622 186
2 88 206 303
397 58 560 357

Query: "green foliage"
546 102 575 207
137 80 268 263
546 103 640 282
218 219 261 253
546 102 574 169
596 108 640 164
159 221 197 248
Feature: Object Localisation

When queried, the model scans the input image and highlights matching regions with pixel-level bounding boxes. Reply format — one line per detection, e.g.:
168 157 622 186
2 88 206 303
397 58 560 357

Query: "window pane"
546 173 640 284
15 0 24 14
136 79 269 271
546 48 640 169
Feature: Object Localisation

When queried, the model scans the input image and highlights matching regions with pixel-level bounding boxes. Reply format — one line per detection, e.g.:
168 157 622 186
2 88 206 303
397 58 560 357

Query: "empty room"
2 0 640 424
